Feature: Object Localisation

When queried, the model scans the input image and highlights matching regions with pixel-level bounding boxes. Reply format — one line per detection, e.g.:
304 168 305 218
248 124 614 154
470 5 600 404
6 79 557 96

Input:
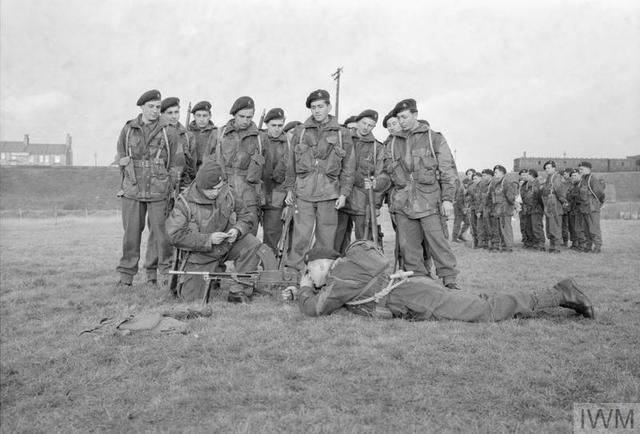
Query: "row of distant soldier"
450 161 605 253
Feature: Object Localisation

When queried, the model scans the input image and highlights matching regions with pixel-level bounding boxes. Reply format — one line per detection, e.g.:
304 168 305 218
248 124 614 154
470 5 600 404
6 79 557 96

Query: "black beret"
392 98 417 116
342 116 358 127
195 159 224 190
493 165 507 174
137 89 161 106
283 121 301 133
578 161 592 169
191 101 212 113
543 160 556 169
230 96 255 115
481 168 494 176
306 89 330 108
264 107 285 123
382 110 396 128
160 97 180 113
355 109 378 123
304 247 341 264
528 169 539 178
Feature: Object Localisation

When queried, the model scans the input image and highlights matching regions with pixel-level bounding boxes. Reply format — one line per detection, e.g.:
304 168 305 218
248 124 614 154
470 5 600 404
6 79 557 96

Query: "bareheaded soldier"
386 98 460 289
115 89 181 288
161 97 196 186
188 100 218 171
541 160 568 253
334 109 390 254
260 108 291 253
283 89 355 271
577 161 605 253
213 96 265 236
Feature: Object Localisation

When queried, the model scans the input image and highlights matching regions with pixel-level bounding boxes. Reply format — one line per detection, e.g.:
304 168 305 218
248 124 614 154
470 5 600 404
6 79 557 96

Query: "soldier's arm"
281 128 299 192
338 128 355 197
116 125 128 159
505 180 518 204
231 194 256 236
297 277 345 317
271 141 289 184
166 200 212 251
554 176 568 204
432 133 457 202
373 142 391 193
166 128 184 182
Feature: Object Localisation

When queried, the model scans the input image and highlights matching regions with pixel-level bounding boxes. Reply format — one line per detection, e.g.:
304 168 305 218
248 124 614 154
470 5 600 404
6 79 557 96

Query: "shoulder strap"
427 129 437 162
160 127 170 168
178 194 191 221
257 134 262 155
125 127 133 157
216 126 226 168
299 128 306 146
586 174 600 202
285 134 291 153
390 136 396 159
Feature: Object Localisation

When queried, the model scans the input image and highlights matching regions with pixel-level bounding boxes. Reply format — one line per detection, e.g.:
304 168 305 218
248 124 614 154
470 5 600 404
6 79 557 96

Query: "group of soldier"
451 162 605 254
112 87 595 321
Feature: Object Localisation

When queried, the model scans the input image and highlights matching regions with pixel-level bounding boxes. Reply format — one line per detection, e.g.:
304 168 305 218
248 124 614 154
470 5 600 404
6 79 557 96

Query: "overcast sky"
1 0 638 170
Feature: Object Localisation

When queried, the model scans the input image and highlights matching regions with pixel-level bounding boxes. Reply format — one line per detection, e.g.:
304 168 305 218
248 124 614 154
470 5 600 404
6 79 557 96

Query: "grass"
1 216 639 433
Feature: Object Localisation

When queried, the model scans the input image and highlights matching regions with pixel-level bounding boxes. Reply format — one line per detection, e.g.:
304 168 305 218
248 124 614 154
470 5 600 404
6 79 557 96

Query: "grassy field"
1 216 639 433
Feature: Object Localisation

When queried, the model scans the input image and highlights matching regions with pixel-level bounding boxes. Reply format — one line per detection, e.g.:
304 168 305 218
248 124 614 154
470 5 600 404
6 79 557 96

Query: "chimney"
523 151 527 158
23 134 29 146
66 133 72 146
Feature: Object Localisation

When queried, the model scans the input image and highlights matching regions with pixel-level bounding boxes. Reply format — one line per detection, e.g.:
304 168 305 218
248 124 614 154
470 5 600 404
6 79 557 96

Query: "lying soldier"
284 241 594 321
166 159 262 303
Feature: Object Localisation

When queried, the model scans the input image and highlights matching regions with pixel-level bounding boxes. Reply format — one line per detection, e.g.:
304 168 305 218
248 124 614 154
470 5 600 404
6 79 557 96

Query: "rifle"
257 108 266 131
276 204 295 269
185 102 192 127
168 269 299 305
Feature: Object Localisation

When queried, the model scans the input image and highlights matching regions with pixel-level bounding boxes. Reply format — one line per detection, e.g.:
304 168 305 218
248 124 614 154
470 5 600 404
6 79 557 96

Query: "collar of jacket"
352 131 375 144
302 114 340 130
223 119 259 137
184 182 231 205
265 131 286 143
188 120 216 132
128 115 171 135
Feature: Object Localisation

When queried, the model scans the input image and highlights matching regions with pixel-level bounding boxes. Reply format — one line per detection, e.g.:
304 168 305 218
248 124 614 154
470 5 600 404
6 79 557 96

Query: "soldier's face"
234 108 255 130
397 110 418 131
161 106 180 126
519 172 528 182
494 170 505 179
201 180 225 199
544 164 556 174
141 100 161 122
267 119 285 138
482 173 492 181
194 111 211 128
386 117 401 134
579 166 591 176
306 259 333 287
310 100 331 123
571 172 581 183
356 117 376 137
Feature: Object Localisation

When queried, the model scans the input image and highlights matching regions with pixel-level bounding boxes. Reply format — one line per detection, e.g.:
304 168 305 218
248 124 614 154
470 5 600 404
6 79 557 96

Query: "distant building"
514 152 640 173
0 134 73 166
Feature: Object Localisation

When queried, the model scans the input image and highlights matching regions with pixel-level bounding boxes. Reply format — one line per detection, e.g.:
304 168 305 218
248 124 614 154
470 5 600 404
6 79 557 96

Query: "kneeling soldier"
166 160 261 303
287 242 594 321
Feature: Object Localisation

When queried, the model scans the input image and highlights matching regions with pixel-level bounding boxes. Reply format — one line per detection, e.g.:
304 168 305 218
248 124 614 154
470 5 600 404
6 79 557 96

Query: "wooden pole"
331 67 343 120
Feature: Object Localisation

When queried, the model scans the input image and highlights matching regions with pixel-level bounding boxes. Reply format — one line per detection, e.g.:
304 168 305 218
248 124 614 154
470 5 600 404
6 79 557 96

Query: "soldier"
386 98 459 289
561 168 573 247
188 100 218 170
518 169 531 248
382 111 402 135
452 170 474 242
577 161 605 253
520 169 546 251
342 115 358 135
283 89 355 271
487 165 518 252
541 160 568 253
283 120 301 136
165 160 261 303
115 89 181 288
334 109 390 254
567 169 585 251
260 108 291 254
161 97 196 187
466 172 482 248
478 169 494 249
286 243 594 321
212 96 265 236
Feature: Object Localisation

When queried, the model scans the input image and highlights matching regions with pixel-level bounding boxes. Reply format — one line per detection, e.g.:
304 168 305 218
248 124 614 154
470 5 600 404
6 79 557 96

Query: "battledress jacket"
487 175 519 217
385 122 457 219
541 172 567 217
188 120 218 168
466 179 482 212
171 122 196 186
165 183 256 265
282 115 355 202
261 131 290 210
520 179 544 215
213 120 265 208
578 174 605 214
116 115 181 202
342 131 391 215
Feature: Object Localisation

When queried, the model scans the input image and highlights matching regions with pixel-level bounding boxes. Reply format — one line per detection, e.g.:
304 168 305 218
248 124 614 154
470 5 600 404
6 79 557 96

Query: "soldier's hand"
210 232 229 245
441 200 454 217
335 195 346 210
281 285 299 301
285 191 295 206
226 228 239 244
299 272 313 288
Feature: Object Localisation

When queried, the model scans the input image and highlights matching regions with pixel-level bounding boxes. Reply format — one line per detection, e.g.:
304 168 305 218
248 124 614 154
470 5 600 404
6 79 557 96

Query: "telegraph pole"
331 67 343 120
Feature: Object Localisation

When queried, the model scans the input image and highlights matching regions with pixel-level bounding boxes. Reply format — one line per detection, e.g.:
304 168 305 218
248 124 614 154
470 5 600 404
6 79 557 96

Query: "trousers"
287 198 338 271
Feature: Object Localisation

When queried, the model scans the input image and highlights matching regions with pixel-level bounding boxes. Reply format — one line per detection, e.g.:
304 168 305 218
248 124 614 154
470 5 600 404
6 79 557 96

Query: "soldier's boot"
553 278 595 318
549 242 561 253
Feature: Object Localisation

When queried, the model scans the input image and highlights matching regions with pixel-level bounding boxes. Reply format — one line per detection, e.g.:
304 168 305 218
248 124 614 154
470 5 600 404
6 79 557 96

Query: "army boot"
553 278 595 318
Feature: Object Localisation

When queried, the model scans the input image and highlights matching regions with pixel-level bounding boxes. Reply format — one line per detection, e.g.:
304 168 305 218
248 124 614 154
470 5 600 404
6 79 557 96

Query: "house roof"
0 141 68 154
